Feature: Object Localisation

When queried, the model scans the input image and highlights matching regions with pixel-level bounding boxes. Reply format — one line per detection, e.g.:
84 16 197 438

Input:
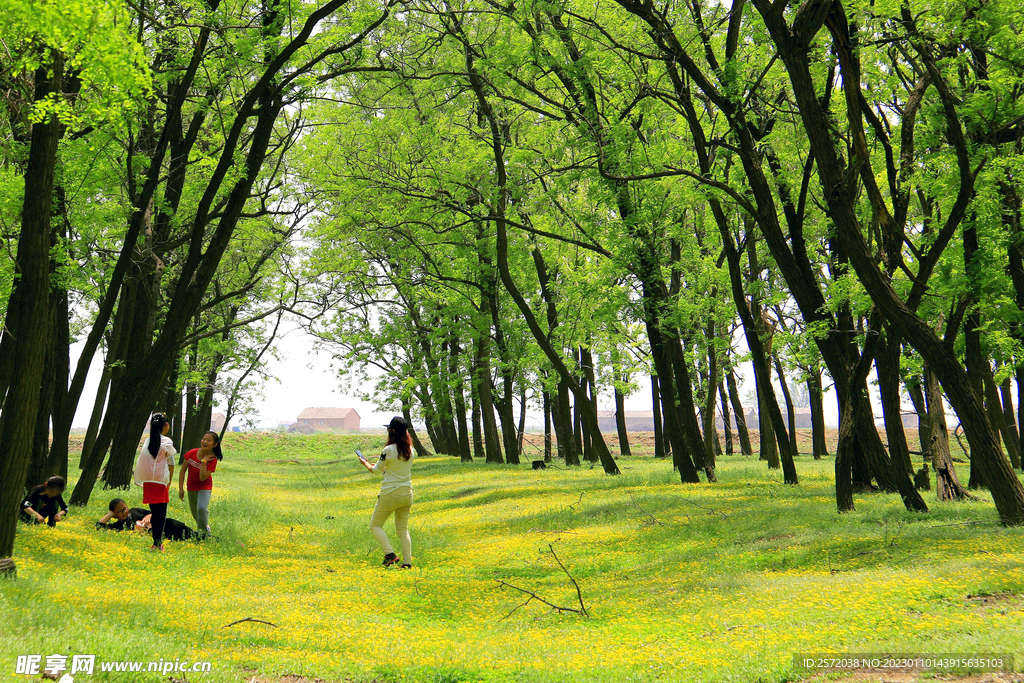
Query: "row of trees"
292 0 1024 521
0 0 396 567
3 0 1024 570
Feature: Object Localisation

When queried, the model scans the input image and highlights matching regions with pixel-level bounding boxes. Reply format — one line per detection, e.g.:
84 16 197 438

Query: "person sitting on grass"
96 498 149 531
20 476 68 527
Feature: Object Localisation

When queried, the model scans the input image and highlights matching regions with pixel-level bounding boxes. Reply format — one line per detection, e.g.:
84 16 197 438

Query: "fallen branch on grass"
928 519 984 528
222 617 277 629
496 544 590 619
679 498 728 519
566 492 586 512
628 494 664 526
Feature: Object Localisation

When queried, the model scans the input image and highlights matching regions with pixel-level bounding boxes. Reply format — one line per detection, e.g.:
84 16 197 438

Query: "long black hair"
148 413 168 457
29 475 66 498
386 419 412 461
203 431 223 461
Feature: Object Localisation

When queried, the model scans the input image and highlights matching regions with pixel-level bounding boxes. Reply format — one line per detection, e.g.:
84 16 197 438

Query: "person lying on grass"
134 514 195 542
20 475 68 527
96 498 149 531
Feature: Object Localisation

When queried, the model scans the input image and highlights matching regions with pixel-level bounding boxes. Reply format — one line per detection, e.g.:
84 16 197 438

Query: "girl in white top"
360 416 415 567
132 413 177 551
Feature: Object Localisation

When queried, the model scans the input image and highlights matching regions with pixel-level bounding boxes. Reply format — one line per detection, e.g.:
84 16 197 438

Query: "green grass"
2 432 1022 683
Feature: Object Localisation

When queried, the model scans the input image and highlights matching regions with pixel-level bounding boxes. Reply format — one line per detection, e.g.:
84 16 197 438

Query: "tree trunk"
807 371 828 458
423 405 443 455
1017 367 1024 465
573 386 584 461
166 366 183 450
756 378 779 467
834 384 857 513
28 296 62 487
961 213 992 492
402 400 430 459
557 378 579 465
476 338 504 464
43 193 71 480
580 346 599 463
718 380 733 455
68 414 115 506
999 375 1022 468
906 376 932 463
0 57 66 559
435 338 461 457
652 375 666 459
28 360 54 488
647 326 701 481
470 366 484 461
614 377 631 456
773 354 799 459
876 330 914 476
756 3 1017 519
1002 180 1024 471
924 365 969 501
517 386 527 459
70 297 134 504
543 388 553 462
452 341 472 462
492 321 520 464
702 320 720 472
987 375 1022 470
727 368 753 455
79 363 112 470
738 230 793 478
531 248 571 463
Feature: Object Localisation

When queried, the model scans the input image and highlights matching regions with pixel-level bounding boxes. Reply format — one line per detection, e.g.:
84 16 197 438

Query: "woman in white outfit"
361 416 415 568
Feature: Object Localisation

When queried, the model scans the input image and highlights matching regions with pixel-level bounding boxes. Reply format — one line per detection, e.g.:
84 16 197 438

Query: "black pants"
20 511 57 527
149 503 167 546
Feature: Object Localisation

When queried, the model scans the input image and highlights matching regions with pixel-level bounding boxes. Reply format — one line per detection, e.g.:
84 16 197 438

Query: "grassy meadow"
2 432 1023 683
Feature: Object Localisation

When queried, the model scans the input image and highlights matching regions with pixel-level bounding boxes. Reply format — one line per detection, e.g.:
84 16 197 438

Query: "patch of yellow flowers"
4 446 1024 683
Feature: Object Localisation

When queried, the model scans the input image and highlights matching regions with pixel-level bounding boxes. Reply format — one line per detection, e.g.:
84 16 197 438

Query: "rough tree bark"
0 56 68 560
753 0 1018 519
807 370 829 458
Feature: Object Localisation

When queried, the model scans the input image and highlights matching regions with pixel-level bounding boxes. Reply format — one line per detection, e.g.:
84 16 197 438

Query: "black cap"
385 416 408 430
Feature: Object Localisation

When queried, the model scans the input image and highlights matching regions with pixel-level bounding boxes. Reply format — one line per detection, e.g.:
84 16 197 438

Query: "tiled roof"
297 407 358 420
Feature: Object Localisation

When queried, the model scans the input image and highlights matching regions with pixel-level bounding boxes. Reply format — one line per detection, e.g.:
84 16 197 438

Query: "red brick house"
295 407 361 432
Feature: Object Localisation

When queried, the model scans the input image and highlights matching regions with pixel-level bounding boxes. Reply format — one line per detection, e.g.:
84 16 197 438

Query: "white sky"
71 320 843 432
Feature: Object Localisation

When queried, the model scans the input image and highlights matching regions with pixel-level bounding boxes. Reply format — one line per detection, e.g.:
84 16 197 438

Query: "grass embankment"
2 432 1022 683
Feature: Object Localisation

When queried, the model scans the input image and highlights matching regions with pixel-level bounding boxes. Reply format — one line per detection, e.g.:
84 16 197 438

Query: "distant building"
211 413 227 433
295 407 361 432
597 411 657 432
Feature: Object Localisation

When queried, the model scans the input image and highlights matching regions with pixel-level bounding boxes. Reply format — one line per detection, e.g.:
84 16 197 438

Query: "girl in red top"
178 430 221 538
132 413 176 551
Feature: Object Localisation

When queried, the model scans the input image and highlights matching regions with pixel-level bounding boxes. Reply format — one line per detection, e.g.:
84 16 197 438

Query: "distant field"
2 432 1021 683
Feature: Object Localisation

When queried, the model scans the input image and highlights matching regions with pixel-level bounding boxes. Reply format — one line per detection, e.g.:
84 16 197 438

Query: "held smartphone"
356 449 366 461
